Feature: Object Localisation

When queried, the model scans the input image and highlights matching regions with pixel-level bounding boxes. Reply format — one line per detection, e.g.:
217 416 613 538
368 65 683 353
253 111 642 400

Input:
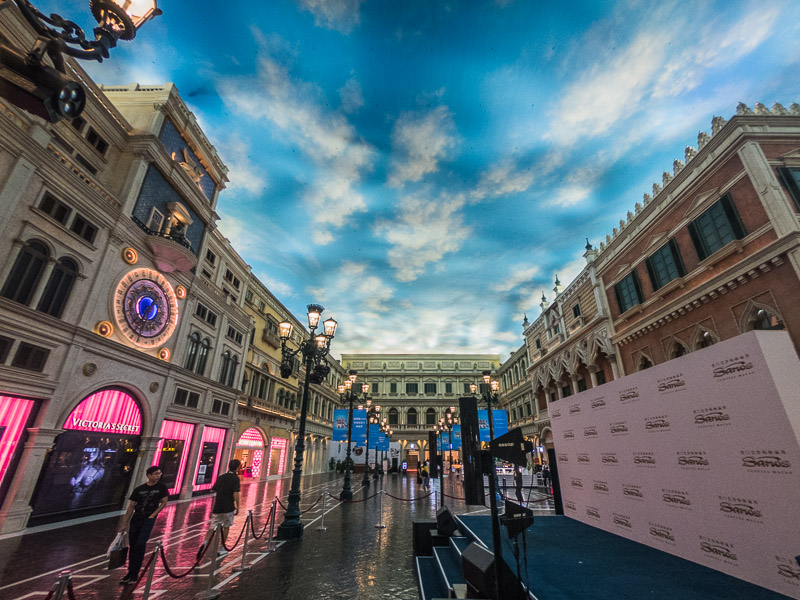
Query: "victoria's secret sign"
65 389 142 435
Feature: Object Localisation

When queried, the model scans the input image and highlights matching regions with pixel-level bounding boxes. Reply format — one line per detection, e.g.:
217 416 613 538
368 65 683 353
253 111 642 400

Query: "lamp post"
379 420 392 475
441 406 457 470
275 304 337 540
0 0 161 121
473 371 504 600
359 400 381 484
339 372 368 501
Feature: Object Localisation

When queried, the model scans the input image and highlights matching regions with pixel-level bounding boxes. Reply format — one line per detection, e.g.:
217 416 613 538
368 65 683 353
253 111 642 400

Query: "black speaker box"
462 542 495 598
436 506 458 537
412 519 436 556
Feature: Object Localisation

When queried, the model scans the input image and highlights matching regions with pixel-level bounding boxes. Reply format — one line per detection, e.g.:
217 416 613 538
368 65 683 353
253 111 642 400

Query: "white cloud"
339 77 364 113
494 265 540 293
471 160 535 201
388 106 458 187
546 165 602 207
257 271 294 298
297 0 365 34
215 134 268 196
218 43 374 244
376 191 471 282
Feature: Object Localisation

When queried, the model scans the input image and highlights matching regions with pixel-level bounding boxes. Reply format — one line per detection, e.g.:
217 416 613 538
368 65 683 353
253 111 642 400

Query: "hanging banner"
368 423 380 449
352 409 367 444
377 431 388 451
452 425 462 450
478 410 509 442
333 409 349 442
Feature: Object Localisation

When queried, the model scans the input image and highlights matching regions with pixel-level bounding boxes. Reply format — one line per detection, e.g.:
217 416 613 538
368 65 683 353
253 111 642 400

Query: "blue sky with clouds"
48 0 800 358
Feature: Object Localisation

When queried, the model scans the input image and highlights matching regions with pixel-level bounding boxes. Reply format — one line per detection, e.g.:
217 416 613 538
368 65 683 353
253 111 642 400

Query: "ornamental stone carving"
711 115 727 134
685 145 697 162
673 159 684 175
697 131 710 149
735 102 752 116
772 103 789 115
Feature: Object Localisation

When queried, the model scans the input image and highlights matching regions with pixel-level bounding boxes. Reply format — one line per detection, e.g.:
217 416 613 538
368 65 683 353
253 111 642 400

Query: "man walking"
118 466 169 585
514 467 524 504
198 459 241 559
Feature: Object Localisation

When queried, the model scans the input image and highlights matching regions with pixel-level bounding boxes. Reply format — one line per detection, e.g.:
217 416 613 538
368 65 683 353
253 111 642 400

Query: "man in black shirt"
118 466 169 585
198 459 241 559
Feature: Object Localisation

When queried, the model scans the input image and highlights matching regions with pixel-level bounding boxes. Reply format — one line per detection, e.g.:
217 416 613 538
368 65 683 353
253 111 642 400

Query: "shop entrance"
233 428 265 480
29 389 142 524
406 451 419 470
268 437 288 476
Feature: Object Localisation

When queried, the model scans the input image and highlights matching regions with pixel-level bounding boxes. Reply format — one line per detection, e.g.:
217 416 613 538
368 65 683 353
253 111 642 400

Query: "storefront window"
0 395 39 509
30 389 141 521
152 420 195 495
193 426 226 491
268 437 288 476
234 428 265 479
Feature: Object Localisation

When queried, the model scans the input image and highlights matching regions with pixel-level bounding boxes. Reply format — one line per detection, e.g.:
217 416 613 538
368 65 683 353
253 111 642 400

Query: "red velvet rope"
42 587 55 600
221 518 247 551
250 504 275 540
65 580 77 600
383 490 434 502
119 550 157 600
300 494 323 514
327 491 381 503
158 528 215 580
276 497 287 510
442 492 465 500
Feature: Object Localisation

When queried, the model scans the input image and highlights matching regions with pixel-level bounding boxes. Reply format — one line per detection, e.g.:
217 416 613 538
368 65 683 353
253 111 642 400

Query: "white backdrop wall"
550 330 800 598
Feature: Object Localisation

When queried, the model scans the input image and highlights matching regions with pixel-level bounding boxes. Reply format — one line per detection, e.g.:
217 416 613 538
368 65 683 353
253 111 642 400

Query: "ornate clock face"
113 268 179 348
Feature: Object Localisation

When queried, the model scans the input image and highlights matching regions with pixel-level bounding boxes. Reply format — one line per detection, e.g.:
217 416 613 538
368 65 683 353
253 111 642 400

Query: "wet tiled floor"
0 472 555 599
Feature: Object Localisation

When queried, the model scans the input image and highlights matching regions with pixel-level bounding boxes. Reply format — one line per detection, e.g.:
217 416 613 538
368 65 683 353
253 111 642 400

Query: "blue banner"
377 431 388 451
452 425 462 450
478 410 509 442
333 409 349 442
368 423 380 449
352 409 367 444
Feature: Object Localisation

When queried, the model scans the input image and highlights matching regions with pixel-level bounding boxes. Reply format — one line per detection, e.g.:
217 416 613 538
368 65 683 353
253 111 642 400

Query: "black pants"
127 517 156 579
515 487 524 503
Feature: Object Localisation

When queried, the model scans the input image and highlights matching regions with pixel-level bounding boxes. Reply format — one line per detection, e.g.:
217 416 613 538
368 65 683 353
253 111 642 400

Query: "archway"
30 388 142 522
234 427 266 480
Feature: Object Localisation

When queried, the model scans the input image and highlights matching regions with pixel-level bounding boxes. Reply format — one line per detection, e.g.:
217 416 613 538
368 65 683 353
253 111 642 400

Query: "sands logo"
662 493 691 506
590 397 606 409
645 417 670 431
619 388 639 402
678 455 709 466
551 409 562 419
565 501 576 512
613 515 632 528
563 430 575 439
741 454 791 469
712 355 754 381
585 507 600 519
777 564 800 580
649 526 675 542
713 361 753 378
657 375 686 393
577 454 590 463
701 542 738 561
601 453 618 465
569 404 581 414
694 409 730 425
719 502 762 518
571 478 583 488
633 453 656 465
583 426 598 437
556 453 569 463
623 486 643 498
609 422 629 435
593 481 609 493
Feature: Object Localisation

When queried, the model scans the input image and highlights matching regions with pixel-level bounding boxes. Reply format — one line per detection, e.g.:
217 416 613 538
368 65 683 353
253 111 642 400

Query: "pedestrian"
117 466 169 585
198 459 241 560
421 462 430 489
542 464 551 488
514 466 524 504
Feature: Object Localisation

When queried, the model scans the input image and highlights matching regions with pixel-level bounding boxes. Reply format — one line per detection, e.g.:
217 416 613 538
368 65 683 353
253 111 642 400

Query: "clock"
113 268 180 348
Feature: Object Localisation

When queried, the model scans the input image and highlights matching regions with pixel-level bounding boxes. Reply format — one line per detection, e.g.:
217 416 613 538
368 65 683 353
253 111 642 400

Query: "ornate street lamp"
0 1 161 121
478 371 500 441
359 399 381 485
338 372 368 501
378 419 391 475
275 304 337 540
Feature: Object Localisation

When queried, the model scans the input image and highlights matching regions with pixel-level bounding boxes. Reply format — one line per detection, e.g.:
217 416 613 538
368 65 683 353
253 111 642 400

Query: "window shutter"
778 167 800 210
669 239 687 277
632 270 644 304
613 282 625 313
687 221 707 261
644 256 658 291
720 194 746 239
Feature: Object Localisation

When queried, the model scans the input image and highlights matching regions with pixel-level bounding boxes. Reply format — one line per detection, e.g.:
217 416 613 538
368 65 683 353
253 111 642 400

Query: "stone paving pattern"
0 471 555 600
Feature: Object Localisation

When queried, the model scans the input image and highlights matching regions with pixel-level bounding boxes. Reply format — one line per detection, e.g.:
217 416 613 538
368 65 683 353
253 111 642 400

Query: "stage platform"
456 514 795 600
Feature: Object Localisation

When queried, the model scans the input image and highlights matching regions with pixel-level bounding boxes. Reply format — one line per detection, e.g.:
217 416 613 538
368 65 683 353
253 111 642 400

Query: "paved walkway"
0 471 555 600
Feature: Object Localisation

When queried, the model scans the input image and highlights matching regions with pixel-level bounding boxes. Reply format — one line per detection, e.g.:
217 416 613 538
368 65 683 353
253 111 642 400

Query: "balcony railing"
132 215 192 249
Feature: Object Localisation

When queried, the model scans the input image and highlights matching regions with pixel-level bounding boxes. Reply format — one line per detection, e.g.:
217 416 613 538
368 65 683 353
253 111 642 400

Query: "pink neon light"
193 426 226 492
270 437 288 476
0 396 36 494
152 420 195 495
65 389 141 435
236 428 264 448
251 449 263 479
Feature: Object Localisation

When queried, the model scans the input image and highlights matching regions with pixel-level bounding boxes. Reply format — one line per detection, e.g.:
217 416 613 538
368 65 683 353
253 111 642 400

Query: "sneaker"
196 542 207 561
119 576 136 586
217 548 229 558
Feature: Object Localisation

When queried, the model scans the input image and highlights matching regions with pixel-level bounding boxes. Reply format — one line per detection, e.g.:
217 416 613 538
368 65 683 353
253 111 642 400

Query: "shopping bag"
107 531 129 570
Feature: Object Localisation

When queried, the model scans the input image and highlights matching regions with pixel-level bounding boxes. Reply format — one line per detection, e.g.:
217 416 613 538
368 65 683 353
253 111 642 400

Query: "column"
0 427 62 534
609 356 621 380
554 385 564 400
0 155 37 244
130 435 163 491
569 374 580 395
179 424 204 500
587 366 599 388
28 258 57 309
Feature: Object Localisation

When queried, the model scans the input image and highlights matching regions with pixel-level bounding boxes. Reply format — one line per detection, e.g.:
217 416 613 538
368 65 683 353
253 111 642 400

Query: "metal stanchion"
375 490 387 529
51 570 71 600
141 542 161 600
268 499 277 552
235 512 252 572
195 524 222 600
316 492 327 531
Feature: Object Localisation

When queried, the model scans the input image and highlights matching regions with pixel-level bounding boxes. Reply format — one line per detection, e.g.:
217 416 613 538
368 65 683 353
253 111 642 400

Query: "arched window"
697 330 716 349
258 377 266 398
185 332 201 371
38 257 77 317
407 408 417 425
751 308 784 331
227 356 239 387
277 389 284 406
638 355 653 371
425 408 436 425
2 241 48 305
388 408 398 425
196 338 211 375
219 351 232 384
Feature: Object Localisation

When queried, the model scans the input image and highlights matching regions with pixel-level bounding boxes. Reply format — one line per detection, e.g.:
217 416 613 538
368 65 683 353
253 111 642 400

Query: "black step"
416 556 449 600
435 545 467 592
